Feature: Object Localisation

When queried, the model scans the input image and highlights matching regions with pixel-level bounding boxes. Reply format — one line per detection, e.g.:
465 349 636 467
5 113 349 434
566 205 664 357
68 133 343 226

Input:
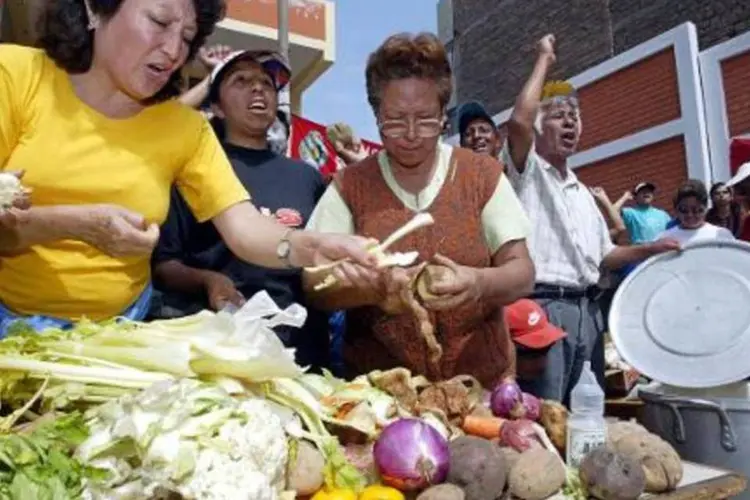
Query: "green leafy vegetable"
0 412 103 500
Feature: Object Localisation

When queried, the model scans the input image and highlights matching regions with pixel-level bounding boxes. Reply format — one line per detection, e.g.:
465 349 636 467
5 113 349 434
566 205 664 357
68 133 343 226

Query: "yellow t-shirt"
0 45 250 320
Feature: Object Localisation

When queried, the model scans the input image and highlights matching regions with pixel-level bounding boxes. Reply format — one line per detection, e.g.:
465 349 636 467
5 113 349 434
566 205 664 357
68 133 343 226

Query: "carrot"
462 414 505 439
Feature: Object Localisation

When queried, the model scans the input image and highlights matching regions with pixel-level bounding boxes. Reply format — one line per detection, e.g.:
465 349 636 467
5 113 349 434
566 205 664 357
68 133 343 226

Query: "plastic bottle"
566 361 607 467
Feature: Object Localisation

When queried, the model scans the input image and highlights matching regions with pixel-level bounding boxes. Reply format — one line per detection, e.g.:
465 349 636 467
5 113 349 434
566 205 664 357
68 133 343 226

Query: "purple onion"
373 418 450 491
521 392 541 421
490 380 524 418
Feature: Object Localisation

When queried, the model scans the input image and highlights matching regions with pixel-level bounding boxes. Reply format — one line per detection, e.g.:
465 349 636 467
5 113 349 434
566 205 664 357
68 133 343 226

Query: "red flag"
289 114 382 180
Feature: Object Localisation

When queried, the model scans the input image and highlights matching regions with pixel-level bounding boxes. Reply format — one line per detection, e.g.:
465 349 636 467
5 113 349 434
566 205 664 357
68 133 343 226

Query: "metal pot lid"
610 239 750 388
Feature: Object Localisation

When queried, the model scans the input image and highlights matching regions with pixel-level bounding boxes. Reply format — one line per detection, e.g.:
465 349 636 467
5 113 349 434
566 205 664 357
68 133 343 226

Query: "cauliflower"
77 379 289 500
0 172 24 208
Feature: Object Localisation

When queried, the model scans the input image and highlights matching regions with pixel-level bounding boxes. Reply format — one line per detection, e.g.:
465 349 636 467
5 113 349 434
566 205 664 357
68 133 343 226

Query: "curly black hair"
37 0 225 104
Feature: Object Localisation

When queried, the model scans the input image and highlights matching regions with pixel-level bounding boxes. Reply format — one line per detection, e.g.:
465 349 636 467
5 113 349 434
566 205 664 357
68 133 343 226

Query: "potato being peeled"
415 264 457 302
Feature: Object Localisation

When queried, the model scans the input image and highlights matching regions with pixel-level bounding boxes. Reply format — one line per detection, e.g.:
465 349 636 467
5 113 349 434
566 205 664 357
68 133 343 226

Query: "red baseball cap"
505 299 566 349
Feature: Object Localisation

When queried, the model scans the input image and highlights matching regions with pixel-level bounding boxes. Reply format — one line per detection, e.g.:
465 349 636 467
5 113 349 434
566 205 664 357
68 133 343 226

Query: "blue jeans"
0 284 154 338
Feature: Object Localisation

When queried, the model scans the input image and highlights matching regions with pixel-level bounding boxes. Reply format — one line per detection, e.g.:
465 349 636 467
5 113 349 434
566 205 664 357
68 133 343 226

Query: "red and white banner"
289 114 382 180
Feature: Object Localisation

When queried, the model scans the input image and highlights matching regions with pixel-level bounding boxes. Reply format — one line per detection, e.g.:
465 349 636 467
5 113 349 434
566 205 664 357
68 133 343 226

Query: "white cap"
726 161 750 188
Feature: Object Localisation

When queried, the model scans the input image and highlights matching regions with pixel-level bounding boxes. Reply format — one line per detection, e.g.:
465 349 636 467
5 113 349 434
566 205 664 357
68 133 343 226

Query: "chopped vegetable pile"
0 292 686 500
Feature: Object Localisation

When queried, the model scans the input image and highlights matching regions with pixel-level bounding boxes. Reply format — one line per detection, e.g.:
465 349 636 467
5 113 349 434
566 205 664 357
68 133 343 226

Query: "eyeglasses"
378 117 443 139
677 205 706 216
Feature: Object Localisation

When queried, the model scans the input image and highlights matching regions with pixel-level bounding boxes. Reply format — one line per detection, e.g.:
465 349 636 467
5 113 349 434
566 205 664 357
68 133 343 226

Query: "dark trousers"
518 284 606 406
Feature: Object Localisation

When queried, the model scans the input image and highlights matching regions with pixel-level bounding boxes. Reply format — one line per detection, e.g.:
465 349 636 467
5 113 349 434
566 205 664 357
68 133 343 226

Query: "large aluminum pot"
639 384 750 499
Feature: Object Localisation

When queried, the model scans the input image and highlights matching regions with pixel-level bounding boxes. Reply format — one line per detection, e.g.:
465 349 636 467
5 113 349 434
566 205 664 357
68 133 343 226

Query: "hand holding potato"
420 254 483 311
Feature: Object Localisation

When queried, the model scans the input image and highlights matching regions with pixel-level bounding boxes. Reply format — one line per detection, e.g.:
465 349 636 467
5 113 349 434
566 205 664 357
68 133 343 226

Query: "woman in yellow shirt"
0 0 374 335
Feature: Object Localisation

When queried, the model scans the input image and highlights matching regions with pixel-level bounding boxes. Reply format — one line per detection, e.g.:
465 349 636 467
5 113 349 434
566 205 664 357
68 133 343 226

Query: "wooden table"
646 461 746 499
550 461 747 499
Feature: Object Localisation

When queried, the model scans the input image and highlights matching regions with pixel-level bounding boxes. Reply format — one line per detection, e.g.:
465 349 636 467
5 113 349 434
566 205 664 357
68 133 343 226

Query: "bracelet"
276 228 298 268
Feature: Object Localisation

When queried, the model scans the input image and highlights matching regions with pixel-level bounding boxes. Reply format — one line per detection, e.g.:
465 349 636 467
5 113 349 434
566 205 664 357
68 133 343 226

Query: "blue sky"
302 0 438 142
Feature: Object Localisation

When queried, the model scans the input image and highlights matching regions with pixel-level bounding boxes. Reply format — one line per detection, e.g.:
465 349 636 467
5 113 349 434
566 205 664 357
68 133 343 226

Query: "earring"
84 0 98 30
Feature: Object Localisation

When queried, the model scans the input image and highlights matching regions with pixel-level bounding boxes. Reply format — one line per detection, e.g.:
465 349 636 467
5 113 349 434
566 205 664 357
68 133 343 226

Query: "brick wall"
610 0 750 53
450 0 613 118
722 51 750 137
575 138 687 212
450 0 750 117
577 49 680 151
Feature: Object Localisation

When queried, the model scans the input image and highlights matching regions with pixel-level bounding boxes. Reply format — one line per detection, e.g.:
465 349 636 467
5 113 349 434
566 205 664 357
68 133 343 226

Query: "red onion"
490 380 524 418
500 419 543 452
373 418 450 491
521 392 541 421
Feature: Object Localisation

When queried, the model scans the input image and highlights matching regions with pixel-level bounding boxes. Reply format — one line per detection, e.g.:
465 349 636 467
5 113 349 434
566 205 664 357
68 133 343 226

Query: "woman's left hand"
421 254 483 311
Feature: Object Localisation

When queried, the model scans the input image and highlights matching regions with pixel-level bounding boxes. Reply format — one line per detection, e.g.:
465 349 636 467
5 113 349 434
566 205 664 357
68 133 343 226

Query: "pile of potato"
415 436 566 500
578 420 683 498
412 418 683 500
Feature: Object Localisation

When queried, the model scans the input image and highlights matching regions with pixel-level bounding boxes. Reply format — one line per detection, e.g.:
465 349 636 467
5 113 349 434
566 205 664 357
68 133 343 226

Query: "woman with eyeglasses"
303 33 535 388
657 180 735 246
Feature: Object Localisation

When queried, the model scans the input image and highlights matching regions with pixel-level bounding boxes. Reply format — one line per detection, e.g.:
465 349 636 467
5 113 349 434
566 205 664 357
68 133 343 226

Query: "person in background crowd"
503 34 679 403
615 182 671 244
706 182 742 237
506 299 566 389
179 43 232 110
152 50 330 370
458 100 502 157
0 0 375 336
180 44 290 154
304 32 535 388
590 186 629 330
728 161 750 241
591 186 629 245
330 122 369 167
268 110 291 157
658 180 735 245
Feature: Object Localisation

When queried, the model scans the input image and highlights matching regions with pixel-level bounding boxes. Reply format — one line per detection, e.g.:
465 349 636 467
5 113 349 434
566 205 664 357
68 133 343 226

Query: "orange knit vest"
335 147 513 388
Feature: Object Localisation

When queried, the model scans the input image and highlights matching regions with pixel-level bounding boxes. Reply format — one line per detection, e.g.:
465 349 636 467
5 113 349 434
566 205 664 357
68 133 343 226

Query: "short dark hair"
365 32 452 114
37 0 226 104
674 179 709 207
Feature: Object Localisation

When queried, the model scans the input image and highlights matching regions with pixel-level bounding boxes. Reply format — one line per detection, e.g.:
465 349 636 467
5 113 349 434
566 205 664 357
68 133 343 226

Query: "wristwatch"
276 228 297 268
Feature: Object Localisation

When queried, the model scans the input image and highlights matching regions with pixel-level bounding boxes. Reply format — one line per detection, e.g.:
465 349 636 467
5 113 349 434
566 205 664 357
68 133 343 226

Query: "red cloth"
730 137 750 175
740 217 750 242
288 115 382 180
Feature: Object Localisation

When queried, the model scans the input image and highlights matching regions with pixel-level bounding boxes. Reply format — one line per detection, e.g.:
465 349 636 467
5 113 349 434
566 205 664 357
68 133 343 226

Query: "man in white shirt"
503 34 680 403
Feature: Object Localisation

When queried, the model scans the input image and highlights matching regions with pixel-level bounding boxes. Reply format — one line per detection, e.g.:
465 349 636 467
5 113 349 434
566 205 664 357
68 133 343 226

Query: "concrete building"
0 0 336 114
437 0 750 209
438 0 750 132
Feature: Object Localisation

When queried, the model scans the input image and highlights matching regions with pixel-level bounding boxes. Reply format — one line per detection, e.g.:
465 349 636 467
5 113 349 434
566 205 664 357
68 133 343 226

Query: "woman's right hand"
77 205 160 257
330 262 414 313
